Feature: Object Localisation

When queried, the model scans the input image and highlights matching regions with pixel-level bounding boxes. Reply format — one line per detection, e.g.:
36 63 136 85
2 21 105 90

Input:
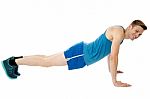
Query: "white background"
0 0 150 99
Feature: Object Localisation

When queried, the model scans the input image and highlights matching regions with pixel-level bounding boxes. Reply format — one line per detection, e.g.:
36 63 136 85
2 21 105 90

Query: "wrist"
112 79 117 84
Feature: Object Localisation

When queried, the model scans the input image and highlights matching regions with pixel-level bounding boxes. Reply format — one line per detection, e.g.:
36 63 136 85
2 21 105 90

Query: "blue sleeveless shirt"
83 32 112 65
83 31 123 65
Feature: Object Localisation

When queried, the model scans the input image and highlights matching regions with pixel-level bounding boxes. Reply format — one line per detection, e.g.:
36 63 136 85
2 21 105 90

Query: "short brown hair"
131 20 147 30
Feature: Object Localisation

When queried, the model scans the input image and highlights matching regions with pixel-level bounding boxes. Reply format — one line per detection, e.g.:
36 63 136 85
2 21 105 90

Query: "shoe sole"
1 61 17 79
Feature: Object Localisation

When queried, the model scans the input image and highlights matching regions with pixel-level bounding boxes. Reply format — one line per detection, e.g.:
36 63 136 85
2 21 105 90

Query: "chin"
130 37 134 41
131 38 134 41
129 36 134 40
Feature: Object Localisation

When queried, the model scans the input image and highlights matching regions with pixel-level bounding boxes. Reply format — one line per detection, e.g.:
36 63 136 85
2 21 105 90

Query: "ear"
128 25 133 29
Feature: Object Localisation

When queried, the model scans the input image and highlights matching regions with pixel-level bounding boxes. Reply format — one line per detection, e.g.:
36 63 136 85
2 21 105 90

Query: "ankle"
15 57 23 65
10 56 23 66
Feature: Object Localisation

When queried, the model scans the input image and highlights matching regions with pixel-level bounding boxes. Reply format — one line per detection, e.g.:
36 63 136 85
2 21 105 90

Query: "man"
1 20 147 87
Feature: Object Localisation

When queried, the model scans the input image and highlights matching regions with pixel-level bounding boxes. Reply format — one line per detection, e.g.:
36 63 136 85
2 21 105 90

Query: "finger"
117 70 124 73
121 83 132 87
115 83 126 87
127 84 132 87
124 83 132 87
114 81 124 87
114 82 132 87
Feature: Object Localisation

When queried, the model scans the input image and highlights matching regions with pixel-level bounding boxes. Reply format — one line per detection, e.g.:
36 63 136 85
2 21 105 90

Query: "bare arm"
109 45 118 84
109 49 130 87
108 54 123 73
107 54 111 72
109 29 131 87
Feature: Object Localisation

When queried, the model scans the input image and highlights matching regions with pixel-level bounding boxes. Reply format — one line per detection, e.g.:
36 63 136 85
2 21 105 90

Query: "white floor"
0 0 150 99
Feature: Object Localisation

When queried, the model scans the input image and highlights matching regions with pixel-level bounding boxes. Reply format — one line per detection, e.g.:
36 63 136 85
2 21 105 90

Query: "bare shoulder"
105 25 125 42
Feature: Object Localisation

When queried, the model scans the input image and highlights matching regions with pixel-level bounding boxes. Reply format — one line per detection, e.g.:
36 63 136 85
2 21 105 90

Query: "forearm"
109 56 118 83
107 55 111 72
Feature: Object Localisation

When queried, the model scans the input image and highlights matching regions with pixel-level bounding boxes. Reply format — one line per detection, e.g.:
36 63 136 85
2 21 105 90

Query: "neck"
124 28 130 39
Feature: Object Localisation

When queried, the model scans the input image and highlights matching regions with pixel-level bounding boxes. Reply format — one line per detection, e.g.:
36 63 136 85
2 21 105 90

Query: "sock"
14 56 23 59
9 56 23 66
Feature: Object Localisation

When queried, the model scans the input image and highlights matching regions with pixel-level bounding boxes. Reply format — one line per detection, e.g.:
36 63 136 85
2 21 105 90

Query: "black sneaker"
13 65 20 76
1 58 17 79
9 56 21 76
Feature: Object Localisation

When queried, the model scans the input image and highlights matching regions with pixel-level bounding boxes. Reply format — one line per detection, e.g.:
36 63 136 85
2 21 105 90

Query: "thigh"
64 41 86 70
64 42 84 59
67 55 86 70
48 52 68 66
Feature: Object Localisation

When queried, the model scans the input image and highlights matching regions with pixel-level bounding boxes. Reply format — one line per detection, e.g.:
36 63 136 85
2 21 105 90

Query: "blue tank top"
83 31 123 65
83 33 112 65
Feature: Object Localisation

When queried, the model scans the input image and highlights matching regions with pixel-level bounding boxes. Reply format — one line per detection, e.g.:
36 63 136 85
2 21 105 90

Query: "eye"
136 30 139 33
139 34 142 36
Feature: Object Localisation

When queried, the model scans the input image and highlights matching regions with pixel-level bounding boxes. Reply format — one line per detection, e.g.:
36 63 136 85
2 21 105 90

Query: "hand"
117 70 124 74
113 81 131 87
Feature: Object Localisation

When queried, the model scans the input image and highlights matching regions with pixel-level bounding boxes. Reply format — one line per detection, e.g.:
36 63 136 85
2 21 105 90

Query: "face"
128 25 144 41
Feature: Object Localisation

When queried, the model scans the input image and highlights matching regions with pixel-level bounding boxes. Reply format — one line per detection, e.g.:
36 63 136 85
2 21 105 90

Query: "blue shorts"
64 42 86 70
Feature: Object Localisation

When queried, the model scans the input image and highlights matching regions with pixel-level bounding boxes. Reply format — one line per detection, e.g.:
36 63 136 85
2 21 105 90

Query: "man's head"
126 20 147 40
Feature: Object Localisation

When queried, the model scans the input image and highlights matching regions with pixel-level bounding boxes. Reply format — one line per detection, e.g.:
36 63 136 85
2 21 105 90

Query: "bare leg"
15 52 67 67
